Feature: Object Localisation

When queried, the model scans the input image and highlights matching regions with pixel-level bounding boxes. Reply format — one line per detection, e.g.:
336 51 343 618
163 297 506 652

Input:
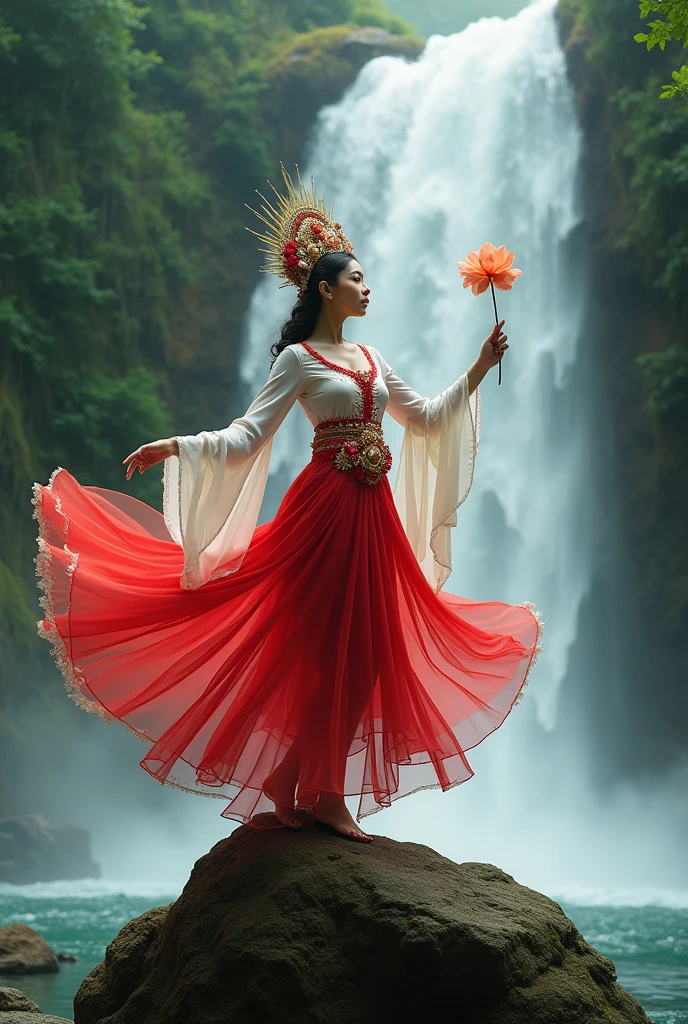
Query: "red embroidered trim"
301 343 377 420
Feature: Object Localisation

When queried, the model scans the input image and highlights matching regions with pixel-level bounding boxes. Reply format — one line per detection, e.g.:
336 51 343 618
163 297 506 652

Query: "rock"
74 906 171 1024
0 987 43 1011
0 816 100 885
0 1015 73 1023
262 25 423 166
73 824 651 1024
0 925 59 976
0 984 73 1023
55 955 77 964
342 26 412 53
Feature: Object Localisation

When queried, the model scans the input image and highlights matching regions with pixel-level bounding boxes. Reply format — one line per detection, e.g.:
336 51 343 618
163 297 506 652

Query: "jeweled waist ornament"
311 420 393 486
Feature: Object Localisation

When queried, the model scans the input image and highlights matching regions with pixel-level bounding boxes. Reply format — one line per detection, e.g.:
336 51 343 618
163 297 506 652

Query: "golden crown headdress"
245 163 354 297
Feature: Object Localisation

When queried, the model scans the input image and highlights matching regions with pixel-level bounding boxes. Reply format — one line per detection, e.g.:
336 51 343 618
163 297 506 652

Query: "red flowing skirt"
33 452 543 827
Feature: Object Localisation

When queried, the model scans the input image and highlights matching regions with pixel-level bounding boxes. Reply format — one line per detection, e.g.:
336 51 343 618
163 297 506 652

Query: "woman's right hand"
123 438 179 481
479 319 508 369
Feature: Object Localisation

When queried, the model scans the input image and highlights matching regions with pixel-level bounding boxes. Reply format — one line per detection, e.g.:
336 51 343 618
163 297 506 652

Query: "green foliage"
50 366 173 505
0 560 36 656
613 81 688 299
287 0 354 32
634 0 688 97
0 190 114 371
0 0 209 539
660 63 688 98
0 19 20 56
636 345 688 418
566 1 688 296
635 0 688 50
563 0 688 646
351 0 411 35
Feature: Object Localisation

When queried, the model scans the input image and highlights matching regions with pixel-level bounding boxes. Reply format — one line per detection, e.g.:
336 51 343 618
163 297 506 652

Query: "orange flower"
457 242 522 295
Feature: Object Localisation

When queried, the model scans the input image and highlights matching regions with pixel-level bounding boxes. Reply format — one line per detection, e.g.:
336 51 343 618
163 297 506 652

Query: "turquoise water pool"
0 880 686 1021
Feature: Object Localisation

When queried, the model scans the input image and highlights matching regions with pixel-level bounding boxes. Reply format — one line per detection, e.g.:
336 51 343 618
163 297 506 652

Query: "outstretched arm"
377 328 500 594
124 345 304 589
380 320 507 431
123 346 304 480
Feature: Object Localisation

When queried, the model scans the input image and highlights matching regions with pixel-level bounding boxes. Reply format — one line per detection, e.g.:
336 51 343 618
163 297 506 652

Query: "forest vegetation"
557 0 687 588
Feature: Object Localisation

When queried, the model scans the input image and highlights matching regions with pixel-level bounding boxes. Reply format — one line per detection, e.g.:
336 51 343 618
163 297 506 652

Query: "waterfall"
238 0 687 893
244 0 585 727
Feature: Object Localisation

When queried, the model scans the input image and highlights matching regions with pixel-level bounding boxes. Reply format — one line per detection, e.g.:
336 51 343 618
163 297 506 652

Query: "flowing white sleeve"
163 345 304 590
378 349 481 594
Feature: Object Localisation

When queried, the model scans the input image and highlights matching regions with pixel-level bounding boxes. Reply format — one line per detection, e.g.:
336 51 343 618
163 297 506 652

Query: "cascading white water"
244 0 585 727
237 0 688 893
240 0 583 854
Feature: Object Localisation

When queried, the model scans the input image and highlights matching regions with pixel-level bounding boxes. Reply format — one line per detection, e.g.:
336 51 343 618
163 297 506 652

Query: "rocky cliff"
554 0 688 779
0 815 99 886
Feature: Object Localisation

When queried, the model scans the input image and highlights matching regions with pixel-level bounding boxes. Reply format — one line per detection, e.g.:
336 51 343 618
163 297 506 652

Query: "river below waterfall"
1 880 685 1021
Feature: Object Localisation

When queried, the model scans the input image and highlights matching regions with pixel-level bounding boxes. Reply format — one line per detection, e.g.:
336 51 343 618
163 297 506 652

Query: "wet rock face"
262 25 423 166
73 825 650 1024
0 815 100 885
73 907 171 1024
0 925 59 976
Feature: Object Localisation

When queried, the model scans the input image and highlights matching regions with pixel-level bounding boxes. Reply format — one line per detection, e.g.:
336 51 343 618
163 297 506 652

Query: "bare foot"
263 773 301 830
314 796 373 843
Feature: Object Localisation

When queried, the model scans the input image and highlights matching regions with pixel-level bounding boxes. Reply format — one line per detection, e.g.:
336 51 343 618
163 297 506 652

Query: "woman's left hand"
123 438 178 481
479 320 509 369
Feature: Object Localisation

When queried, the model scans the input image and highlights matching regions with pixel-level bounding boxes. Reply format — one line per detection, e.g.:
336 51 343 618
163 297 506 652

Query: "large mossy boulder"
74 823 650 1024
263 25 423 163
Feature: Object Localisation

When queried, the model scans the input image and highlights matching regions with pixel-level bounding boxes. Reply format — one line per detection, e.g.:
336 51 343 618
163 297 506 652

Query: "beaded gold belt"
311 419 393 486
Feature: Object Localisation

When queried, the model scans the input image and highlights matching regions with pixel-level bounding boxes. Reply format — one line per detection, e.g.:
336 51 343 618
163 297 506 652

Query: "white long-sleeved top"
163 342 480 592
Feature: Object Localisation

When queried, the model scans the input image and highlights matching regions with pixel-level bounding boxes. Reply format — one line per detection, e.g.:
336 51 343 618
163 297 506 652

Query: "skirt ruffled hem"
33 460 544 826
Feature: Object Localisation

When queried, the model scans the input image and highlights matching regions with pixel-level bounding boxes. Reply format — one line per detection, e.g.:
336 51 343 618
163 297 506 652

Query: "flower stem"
489 279 502 386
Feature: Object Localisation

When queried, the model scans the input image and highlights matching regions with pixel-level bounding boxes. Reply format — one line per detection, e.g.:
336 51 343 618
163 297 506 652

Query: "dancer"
33 167 543 843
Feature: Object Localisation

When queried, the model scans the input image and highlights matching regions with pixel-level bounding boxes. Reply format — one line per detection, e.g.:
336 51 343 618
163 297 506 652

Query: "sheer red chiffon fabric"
33 456 542 827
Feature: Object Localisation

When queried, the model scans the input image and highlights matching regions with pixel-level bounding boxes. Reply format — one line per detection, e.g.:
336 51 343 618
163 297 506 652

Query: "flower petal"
458 251 485 276
492 267 522 290
461 273 485 289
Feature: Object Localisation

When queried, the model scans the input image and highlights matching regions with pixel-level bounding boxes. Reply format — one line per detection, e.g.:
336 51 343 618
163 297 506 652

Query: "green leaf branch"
635 0 688 98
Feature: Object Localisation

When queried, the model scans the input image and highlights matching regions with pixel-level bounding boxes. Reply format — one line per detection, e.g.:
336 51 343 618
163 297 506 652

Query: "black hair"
269 251 358 366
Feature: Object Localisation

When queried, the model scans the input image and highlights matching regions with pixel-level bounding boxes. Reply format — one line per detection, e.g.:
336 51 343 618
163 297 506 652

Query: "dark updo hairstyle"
269 251 358 367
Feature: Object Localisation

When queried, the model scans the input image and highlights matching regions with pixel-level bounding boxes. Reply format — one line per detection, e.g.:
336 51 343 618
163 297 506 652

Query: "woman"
33 168 543 844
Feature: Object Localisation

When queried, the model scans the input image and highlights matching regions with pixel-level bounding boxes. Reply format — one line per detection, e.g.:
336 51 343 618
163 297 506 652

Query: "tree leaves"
635 0 688 96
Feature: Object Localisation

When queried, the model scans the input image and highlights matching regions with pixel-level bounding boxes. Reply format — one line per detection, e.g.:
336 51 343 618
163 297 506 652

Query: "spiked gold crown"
245 163 354 297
